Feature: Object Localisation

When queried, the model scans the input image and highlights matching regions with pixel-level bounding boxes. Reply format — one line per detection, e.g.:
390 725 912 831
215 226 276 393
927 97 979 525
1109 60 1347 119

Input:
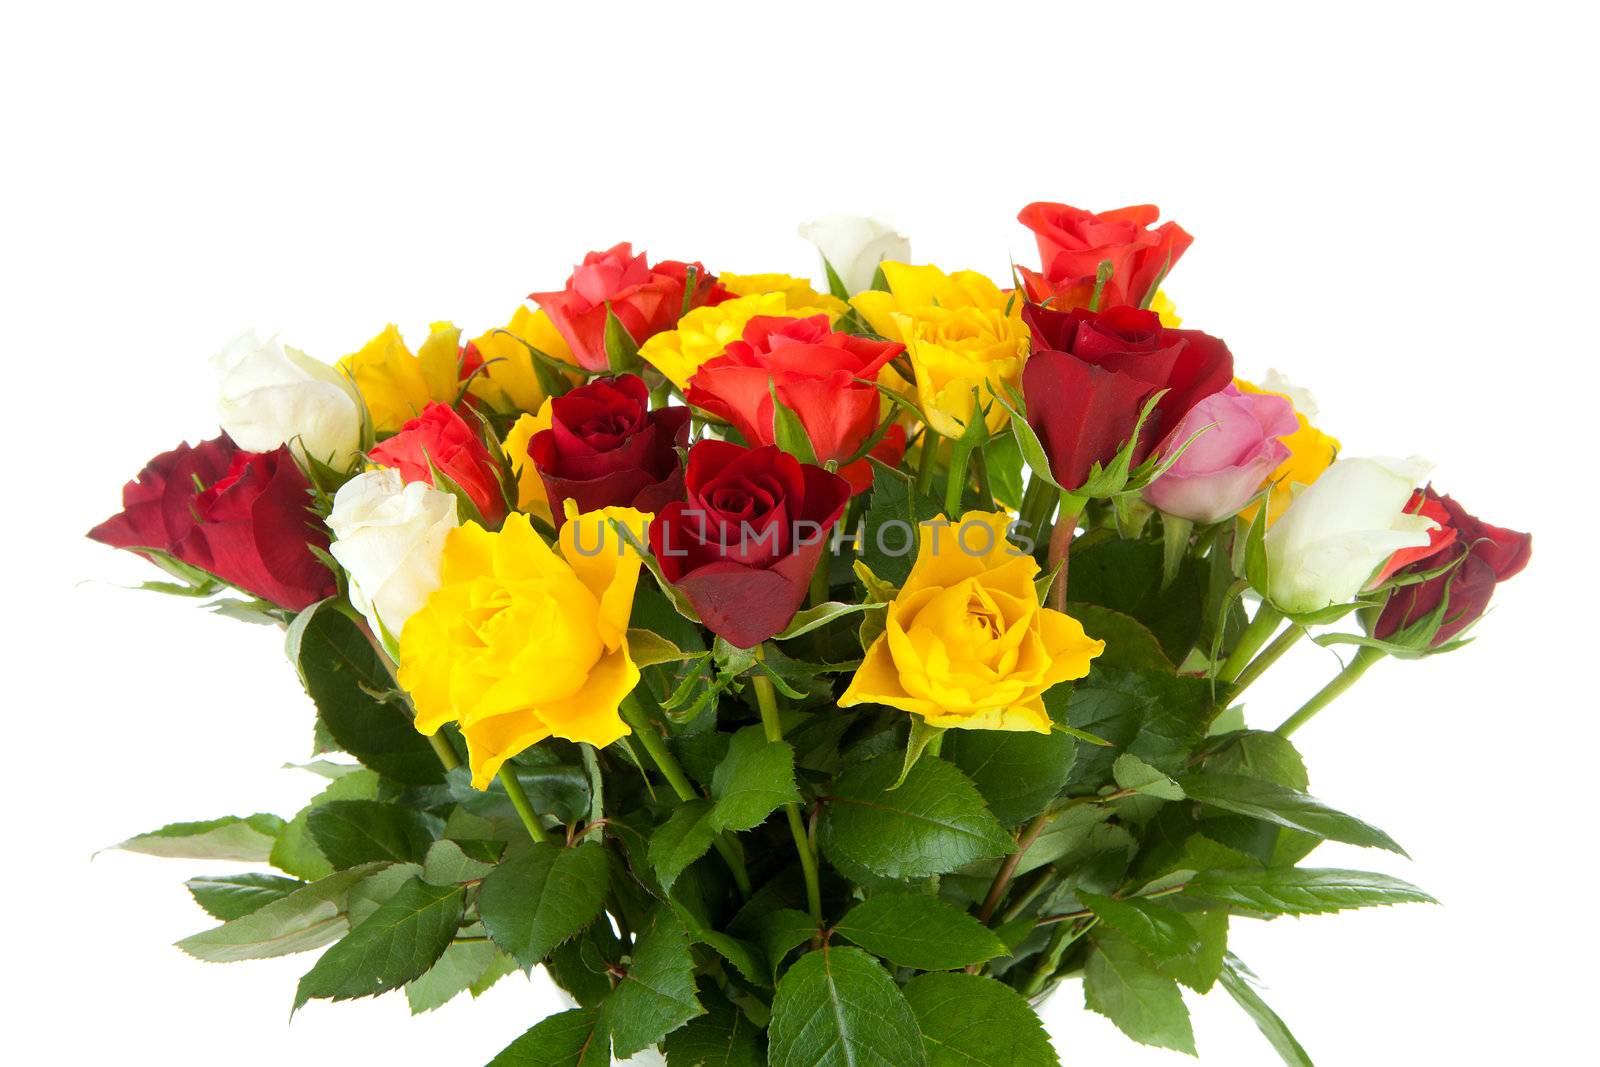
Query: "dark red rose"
368 402 508 524
1021 304 1234 491
88 437 335 611
649 441 850 648
531 243 731 372
1373 488 1531 647
528 373 690 525
1016 201 1192 311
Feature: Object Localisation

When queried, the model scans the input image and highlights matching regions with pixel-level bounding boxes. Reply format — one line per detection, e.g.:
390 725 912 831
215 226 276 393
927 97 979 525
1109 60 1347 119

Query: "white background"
3 2 1595 1063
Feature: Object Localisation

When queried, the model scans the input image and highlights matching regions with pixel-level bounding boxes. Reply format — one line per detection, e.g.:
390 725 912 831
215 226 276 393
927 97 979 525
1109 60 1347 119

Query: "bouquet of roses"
91 202 1531 1066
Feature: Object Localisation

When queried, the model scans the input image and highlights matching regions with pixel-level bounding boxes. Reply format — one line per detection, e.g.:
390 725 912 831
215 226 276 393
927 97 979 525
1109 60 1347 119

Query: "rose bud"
367 402 509 526
1142 384 1300 524
531 243 729 372
89 438 336 611
1016 201 1192 311
797 214 910 296
212 329 363 470
1372 488 1531 647
515 373 690 526
649 441 850 648
1021 304 1234 492
687 314 903 489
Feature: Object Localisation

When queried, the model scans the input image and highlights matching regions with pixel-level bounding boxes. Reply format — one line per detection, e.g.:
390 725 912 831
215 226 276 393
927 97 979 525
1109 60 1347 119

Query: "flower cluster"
92 203 1529 1066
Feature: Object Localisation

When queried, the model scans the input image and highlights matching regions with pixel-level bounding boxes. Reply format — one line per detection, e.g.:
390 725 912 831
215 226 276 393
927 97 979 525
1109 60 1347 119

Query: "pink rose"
1142 385 1298 523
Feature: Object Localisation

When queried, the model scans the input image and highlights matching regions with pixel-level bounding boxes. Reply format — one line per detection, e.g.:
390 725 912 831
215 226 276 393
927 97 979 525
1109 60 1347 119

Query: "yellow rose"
396 508 647 788
639 289 843 389
1236 376 1340 526
339 322 462 434
501 403 554 523
839 511 1104 732
717 271 849 319
1148 290 1182 327
851 263 1026 440
465 305 578 415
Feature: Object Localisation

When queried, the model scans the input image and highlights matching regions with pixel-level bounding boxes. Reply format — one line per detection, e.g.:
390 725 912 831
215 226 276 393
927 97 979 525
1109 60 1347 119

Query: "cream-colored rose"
212 329 362 468
798 213 910 295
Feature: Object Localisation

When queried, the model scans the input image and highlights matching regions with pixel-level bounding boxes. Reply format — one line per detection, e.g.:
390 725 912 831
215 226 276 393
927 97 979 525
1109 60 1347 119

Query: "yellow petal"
502 403 554 521
461 712 554 790
560 505 651 650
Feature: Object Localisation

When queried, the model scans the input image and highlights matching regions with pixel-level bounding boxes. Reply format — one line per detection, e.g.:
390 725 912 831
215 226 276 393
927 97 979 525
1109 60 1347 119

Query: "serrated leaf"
404 940 500 1014
1079 893 1203 973
186 872 304 920
709 725 799 833
662 993 765 1066
1202 731 1309 790
421 838 499 885
772 600 872 640
177 862 390 962
1186 868 1436 915
756 908 819 979
479 842 610 968
271 766 381 880
1113 753 1186 800
110 813 284 862
306 800 442 869
767 945 926 1067
293 876 464 1008
1177 773 1407 855
834 890 1006 971
488 1006 610 1067
1082 930 1196 1055
601 908 702 1058
1219 956 1315 1067
903 972 1060 1067
345 862 423 927
648 800 720 891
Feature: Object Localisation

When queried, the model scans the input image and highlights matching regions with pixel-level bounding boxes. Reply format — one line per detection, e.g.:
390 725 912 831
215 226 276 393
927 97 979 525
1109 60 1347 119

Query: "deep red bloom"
531 243 730 372
528 374 690 524
649 441 850 648
1373 488 1531 646
1016 201 1192 311
1020 304 1234 491
368 402 507 524
88 437 335 610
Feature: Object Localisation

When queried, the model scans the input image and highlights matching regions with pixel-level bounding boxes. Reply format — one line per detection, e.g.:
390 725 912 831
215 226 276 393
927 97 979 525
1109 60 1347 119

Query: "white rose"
1257 369 1320 419
212 329 362 468
798 213 910 295
327 469 458 649
1263 455 1437 615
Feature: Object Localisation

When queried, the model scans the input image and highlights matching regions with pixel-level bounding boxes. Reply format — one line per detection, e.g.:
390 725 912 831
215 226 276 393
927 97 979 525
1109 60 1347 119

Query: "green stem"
1275 646 1385 737
976 810 1051 925
1229 623 1306 699
1017 474 1054 552
1022 917 1098 999
1218 602 1284 684
914 431 940 498
972 446 993 506
1045 492 1082 613
497 765 553 845
754 646 823 921
425 732 462 772
808 552 830 608
944 443 974 519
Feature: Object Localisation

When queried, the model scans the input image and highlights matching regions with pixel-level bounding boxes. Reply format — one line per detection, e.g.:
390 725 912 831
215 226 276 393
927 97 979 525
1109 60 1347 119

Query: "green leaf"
600 908 703 1058
1066 539 1205 664
983 432 1025 510
1067 603 1175 672
989 384 1061 491
306 800 442 868
603 304 640 373
421 838 499 885
647 799 720 891
861 471 943 585
404 940 501 1014
770 380 818 464
709 725 799 833
1113 753 1186 800
1186 867 1436 915
834 890 1006 971
1178 773 1407 855
662 993 765 1066
903 972 1060 1067
627 628 703 669
488 1007 609 1067
271 766 381 880
755 908 819 979
186 872 304 920
669 900 769 989
1060 667 1213 788
772 600 873 640
286 600 444 785
1082 930 1196 1055
294 876 464 1008
547 922 622 1007
479 841 610 967
944 720 1075 827
1079 893 1203 974
110 813 284 862
344 860 423 927
891 717 947 790
177 863 391 962
819 755 1014 880
1202 730 1309 790
767 945 926 1067
1218 956 1315 1067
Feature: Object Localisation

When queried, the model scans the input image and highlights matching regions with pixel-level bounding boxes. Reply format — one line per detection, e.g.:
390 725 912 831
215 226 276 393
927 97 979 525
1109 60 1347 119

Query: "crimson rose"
1373 487 1532 647
1016 201 1192 311
368 402 508 525
89 438 335 610
529 373 690 524
649 441 850 648
1021 304 1234 492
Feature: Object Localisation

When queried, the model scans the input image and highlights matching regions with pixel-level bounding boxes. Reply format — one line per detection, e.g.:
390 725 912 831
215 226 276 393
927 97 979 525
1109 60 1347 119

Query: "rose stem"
971 445 994 506
1275 645 1386 737
1045 491 1083 613
914 430 940 498
497 766 554 845
351 614 464 773
1228 622 1306 699
1217 602 1284 684
943 441 975 519
974 809 1052 929
619 693 752 895
753 645 824 921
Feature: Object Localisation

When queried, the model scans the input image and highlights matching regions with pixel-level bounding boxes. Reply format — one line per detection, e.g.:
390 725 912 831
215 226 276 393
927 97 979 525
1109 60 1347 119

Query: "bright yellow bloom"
339 323 462 434
501 402 554 524
396 508 648 788
466 305 578 416
1148 290 1182 327
718 272 849 319
639 289 843 389
851 263 1027 440
840 511 1103 732
1236 377 1341 526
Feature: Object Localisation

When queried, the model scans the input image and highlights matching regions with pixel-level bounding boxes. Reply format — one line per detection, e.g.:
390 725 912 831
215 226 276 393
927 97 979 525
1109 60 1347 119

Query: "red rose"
88 437 336 610
368 402 507 524
528 373 691 524
1016 201 1192 311
1373 488 1531 647
649 441 850 648
531 243 730 372
1021 304 1234 492
686 314 903 490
